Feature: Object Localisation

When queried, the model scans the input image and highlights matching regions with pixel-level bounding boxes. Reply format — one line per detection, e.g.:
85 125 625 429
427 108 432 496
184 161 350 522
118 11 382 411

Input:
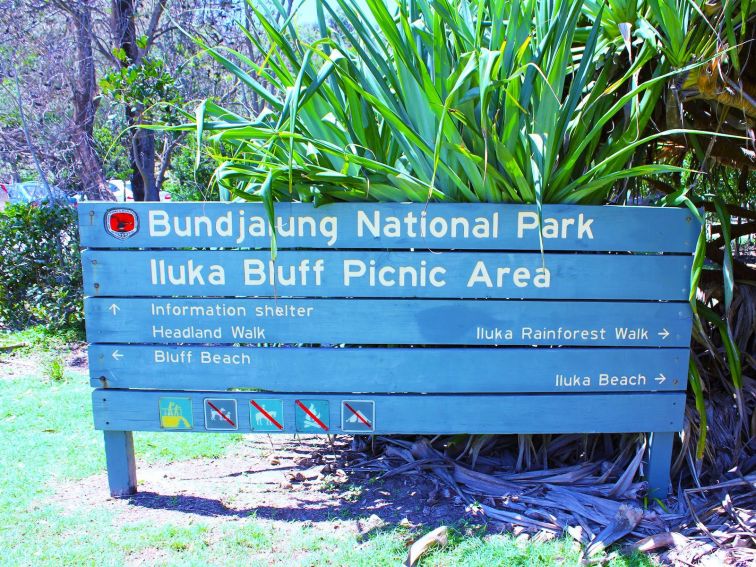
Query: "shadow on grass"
127 487 444 525
127 492 248 518
125 493 654 566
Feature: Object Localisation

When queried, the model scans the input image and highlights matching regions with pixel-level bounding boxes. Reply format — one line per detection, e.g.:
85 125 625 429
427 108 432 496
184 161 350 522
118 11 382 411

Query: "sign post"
79 202 699 498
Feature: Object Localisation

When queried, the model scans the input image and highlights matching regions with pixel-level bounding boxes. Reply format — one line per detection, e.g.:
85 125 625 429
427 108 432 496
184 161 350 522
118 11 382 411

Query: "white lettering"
148 210 170 236
578 214 594 239
344 259 366 285
517 212 538 238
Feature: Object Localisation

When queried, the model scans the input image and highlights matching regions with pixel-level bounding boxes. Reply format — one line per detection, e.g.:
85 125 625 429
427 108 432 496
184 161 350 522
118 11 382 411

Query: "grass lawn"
0 332 655 566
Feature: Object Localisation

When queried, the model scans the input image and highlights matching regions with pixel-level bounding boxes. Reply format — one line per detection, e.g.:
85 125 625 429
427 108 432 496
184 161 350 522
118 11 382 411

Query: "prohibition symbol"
203 398 238 430
295 399 329 432
250 399 284 432
341 400 375 432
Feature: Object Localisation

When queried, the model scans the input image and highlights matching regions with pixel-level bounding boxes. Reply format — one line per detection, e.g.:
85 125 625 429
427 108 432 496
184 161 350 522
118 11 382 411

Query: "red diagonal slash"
207 401 235 427
250 400 283 430
295 400 329 431
344 402 372 428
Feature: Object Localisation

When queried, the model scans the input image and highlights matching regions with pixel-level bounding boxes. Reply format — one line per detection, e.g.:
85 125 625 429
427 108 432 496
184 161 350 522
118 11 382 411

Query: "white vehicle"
107 180 132 202
75 180 172 202
108 180 172 202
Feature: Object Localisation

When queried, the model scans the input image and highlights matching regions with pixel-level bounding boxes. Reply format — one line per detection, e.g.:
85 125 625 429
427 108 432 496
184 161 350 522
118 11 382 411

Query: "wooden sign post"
79 203 700 498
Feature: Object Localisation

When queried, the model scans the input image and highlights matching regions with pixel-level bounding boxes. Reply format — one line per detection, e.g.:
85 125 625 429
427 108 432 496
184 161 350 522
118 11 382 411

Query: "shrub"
0 203 83 331
44 355 65 382
94 124 133 181
163 138 219 201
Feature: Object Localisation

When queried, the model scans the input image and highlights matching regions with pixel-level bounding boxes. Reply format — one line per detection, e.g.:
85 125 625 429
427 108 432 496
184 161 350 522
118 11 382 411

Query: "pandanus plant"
177 0 752 471
191 0 699 208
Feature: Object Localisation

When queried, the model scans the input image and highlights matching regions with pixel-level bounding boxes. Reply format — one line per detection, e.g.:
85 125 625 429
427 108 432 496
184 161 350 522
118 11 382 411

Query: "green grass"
0 344 655 565
0 325 83 354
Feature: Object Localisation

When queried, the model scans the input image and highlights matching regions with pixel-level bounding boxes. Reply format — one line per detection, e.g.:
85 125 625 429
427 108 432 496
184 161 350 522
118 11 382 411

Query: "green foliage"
0 203 83 331
101 52 183 124
44 355 65 382
93 125 133 180
163 138 219 201
0 82 21 129
188 0 697 209
181 0 753 464
0 325 83 352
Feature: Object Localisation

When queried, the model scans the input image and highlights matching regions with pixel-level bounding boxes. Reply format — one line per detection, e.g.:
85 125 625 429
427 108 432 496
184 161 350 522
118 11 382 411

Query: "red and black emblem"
104 208 139 239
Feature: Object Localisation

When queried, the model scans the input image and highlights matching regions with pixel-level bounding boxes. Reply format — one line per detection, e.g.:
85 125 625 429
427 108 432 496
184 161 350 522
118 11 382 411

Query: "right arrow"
655 374 666 384
658 328 670 339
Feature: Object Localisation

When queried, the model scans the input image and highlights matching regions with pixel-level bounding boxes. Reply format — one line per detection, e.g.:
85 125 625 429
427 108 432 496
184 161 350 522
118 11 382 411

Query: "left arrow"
109 304 120 316
112 350 124 360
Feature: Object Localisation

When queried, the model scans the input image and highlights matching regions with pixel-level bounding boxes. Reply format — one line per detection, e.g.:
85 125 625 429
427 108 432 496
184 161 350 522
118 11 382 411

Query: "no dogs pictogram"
204 398 238 430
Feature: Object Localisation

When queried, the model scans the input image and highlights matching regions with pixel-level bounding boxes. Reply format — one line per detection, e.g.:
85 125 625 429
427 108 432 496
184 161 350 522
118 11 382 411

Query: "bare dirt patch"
48 435 475 537
0 353 42 380
65 343 88 370
0 340 87 380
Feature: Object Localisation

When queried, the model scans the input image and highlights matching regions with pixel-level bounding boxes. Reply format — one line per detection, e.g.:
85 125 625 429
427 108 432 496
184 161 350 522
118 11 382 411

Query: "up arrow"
658 328 670 340
112 350 124 361
655 374 666 384
109 304 120 316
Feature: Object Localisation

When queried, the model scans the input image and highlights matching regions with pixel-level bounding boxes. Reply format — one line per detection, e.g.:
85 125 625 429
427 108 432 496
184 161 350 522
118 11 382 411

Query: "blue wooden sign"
78 202 699 252
85 298 692 347
82 249 692 300
79 202 701 500
88 344 688 393
93 390 686 435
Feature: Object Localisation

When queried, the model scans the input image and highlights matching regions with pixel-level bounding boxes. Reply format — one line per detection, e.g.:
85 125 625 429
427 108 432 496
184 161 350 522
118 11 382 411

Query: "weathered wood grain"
82 249 692 300
88 345 689 393
78 202 700 252
85 298 692 347
79 203 701 499
92 389 687 434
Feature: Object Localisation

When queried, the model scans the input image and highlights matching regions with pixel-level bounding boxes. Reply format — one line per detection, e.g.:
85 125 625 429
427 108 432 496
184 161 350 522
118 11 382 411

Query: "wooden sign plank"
78 202 700 253
88 345 689 392
92 389 687 434
82 250 692 300
85 298 692 347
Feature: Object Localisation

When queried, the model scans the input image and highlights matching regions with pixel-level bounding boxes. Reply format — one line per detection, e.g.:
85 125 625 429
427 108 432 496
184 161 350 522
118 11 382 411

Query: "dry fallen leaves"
404 526 448 567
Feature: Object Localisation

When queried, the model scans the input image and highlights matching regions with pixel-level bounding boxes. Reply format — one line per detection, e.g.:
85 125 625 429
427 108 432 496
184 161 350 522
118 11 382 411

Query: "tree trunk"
70 2 109 199
156 132 185 190
111 0 159 201
131 130 156 200
11 53 53 199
